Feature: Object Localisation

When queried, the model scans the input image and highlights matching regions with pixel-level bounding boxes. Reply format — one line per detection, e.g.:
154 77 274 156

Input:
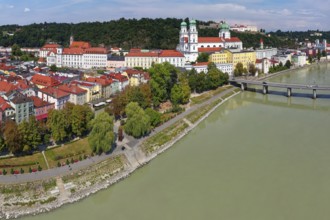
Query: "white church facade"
177 19 243 62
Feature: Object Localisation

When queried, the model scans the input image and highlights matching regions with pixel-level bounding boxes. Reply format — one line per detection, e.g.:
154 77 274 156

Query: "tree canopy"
88 112 115 154
124 102 151 138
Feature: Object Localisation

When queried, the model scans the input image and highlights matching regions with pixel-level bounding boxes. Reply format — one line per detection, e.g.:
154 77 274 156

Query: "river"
23 63 330 220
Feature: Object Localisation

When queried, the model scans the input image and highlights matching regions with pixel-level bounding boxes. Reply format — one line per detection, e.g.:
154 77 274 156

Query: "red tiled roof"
86 77 112 86
159 50 184 57
63 48 84 55
224 37 241 42
0 96 13 111
108 73 128 82
125 69 146 76
84 47 107 54
41 44 60 50
126 49 184 58
198 47 222 53
40 87 70 99
0 81 15 93
30 96 53 108
198 37 223 43
193 62 209 66
58 84 87 95
31 74 61 87
126 51 159 57
70 41 91 49
38 57 46 63
71 80 96 87
16 79 31 90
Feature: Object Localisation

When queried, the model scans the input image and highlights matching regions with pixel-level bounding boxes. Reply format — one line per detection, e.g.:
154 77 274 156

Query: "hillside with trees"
0 18 320 49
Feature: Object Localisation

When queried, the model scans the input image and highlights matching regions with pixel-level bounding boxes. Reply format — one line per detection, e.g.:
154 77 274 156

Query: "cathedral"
177 19 243 62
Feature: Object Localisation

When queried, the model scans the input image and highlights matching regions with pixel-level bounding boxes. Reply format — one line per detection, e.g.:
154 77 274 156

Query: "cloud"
24 7 30 12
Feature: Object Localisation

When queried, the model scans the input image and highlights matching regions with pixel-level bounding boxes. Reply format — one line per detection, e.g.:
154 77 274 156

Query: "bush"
83 154 87 159
66 159 70 165
20 168 24 174
10 168 14 175
57 161 61 167
79 155 82 161
70 158 74 164
38 165 42 171
3 169 7 175
54 155 63 161
29 167 32 173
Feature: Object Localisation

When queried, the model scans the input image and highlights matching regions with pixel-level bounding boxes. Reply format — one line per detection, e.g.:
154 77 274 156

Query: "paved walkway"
0 86 236 184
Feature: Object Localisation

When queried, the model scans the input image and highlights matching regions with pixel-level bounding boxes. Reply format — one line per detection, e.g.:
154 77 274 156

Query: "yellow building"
71 80 101 102
209 49 256 70
208 51 229 64
226 50 256 69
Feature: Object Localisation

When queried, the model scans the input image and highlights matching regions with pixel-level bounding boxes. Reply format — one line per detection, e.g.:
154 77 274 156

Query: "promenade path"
0 86 236 184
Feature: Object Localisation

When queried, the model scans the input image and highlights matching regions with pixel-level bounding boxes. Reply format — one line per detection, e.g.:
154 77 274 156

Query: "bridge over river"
230 79 330 99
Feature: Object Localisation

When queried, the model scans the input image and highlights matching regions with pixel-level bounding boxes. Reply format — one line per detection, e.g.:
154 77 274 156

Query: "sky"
0 0 329 31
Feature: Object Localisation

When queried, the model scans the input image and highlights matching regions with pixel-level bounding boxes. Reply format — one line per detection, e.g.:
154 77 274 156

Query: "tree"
188 69 198 93
196 53 210 62
145 108 161 127
317 49 321 61
322 50 327 57
124 102 151 138
285 60 292 69
234 62 244 77
249 64 257 76
206 63 222 89
47 109 69 142
50 65 58 72
149 62 178 106
88 112 115 154
11 44 22 56
71 105 94 137
308 55 313 63
18 115 42 152
3 120 22 154
0 133 6 152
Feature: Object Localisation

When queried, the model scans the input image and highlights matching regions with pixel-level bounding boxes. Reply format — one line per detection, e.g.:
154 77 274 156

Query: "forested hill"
0 18 326 49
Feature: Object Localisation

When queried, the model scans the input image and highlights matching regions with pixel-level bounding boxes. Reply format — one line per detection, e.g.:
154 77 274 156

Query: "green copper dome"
181 21 187 26
190 19 196 25
220 22 230 30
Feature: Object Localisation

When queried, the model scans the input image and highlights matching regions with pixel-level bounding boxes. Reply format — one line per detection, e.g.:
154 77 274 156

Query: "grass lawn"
45 138 93 168
0 152 47 173
187 89 239 124
190 85 233 105
142 120 188 154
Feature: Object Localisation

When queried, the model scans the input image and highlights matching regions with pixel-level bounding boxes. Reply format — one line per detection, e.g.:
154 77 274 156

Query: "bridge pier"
287 88 292 97
241 83 247 91
313 89 317 99
262 85 268 94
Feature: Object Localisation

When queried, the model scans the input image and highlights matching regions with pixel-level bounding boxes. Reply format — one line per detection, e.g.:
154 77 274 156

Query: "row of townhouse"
0 67 150 125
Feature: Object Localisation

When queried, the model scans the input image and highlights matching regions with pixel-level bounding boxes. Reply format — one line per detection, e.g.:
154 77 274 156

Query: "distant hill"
0 18 327 49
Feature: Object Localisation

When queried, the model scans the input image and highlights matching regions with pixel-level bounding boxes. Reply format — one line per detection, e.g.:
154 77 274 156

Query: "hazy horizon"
0 0 329 32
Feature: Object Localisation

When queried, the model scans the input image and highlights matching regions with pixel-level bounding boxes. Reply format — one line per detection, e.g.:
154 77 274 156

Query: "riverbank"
0 87 240 219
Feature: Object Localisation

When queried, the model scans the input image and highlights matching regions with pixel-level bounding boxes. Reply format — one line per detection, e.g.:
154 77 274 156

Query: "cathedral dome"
190 19 197 25
220 22 230 30
181 21 187 26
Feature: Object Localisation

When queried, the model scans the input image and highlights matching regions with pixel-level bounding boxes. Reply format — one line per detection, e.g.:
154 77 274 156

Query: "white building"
292 53 307 67
125 49 185 69
185 62 233 75
255 58 271 74
44 37 107 69
255 39 278 59
177 19 243 62
230 24 258 32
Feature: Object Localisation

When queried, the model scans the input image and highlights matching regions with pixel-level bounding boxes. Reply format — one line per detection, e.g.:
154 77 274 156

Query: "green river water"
24 63 330 220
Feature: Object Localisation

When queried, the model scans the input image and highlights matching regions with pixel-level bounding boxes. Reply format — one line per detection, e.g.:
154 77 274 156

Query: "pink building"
30 96 55 121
